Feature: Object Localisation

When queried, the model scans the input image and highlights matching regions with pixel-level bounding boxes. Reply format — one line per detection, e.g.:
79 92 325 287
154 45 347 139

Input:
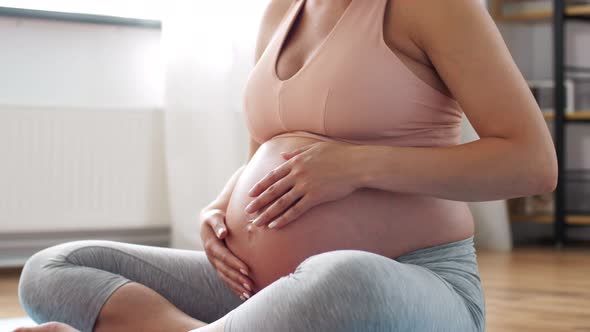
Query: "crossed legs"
18 238 484 332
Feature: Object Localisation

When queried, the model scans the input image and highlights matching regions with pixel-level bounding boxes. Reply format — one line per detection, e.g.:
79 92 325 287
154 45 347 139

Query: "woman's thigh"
19 240 242 331
225 247 484 332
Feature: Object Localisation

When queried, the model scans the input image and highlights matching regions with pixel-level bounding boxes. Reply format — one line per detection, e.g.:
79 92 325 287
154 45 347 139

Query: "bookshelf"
491 0 590 243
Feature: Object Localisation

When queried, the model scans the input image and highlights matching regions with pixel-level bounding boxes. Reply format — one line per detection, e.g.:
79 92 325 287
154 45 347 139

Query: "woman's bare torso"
225 0 474 292
225 136 474 292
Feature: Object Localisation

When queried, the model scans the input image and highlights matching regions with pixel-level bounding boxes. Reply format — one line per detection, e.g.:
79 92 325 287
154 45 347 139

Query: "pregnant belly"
225 135 474 292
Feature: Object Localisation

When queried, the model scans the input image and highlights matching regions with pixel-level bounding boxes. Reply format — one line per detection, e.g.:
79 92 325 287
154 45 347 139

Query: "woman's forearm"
353 137 557 202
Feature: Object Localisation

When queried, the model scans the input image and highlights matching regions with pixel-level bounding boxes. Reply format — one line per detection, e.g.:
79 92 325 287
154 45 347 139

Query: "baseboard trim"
0 226 171 268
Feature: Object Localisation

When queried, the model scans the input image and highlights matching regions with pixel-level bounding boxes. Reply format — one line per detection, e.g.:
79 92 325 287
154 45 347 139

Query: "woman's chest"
244 47 460 144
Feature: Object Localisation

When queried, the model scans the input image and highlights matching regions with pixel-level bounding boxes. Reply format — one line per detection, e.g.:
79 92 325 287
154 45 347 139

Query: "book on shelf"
527 79 575 115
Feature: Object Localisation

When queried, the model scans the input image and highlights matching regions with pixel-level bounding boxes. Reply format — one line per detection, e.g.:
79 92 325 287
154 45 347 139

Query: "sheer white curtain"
162 1 267 249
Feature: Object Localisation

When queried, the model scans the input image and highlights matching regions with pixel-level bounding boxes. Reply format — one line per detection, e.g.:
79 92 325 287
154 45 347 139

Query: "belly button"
247 224 254 233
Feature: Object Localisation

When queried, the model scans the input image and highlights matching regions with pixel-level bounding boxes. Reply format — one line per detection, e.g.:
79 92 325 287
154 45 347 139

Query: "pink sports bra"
242 0 463 147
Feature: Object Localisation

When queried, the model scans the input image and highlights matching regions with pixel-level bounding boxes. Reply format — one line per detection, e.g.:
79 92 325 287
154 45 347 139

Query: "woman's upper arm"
247 0 292 160
406 0 541 140
407 1 554 145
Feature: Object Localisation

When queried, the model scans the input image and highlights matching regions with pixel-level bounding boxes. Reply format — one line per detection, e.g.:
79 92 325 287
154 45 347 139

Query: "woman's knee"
298 250 482 331
234 251 405 331
291 250 404 309
18 240 110 319
19 245 62 320
296 250 398 286
232 251 480 331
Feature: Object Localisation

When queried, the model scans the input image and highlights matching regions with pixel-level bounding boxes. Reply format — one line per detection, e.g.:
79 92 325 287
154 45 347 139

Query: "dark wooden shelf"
543 110 590 121
511 213 590 225
493 4 590 22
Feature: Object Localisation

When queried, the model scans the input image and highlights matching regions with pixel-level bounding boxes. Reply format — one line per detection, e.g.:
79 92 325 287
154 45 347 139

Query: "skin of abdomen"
224 136 474 293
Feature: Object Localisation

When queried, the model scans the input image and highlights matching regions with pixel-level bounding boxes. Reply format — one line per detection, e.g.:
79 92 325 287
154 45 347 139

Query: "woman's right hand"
200 207 254 301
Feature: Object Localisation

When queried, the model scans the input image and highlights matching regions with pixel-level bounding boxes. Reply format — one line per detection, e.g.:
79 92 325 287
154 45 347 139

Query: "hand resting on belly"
224 135 474 293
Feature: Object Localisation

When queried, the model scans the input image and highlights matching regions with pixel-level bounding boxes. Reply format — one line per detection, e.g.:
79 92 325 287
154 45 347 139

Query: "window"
0 0 161 20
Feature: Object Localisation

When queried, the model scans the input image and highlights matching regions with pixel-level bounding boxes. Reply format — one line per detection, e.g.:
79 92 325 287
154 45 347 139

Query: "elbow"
538 166 558 194
514 131 558 196
532 149 558 195
515 137 558 196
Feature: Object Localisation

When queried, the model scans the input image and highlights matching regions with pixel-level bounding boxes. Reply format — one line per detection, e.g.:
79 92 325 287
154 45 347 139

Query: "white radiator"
0 106 171 267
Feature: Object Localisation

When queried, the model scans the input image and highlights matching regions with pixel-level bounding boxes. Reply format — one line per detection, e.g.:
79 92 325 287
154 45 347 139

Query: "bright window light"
0 0 163 20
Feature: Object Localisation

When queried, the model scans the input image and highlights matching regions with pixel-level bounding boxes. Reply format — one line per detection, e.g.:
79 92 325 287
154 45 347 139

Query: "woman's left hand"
244 141 363 229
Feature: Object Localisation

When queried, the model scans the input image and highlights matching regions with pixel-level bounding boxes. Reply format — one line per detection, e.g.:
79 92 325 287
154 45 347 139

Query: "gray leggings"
18 236 485 332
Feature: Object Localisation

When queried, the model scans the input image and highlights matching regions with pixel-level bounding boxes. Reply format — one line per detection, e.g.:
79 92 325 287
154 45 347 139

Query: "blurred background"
0 0 588 331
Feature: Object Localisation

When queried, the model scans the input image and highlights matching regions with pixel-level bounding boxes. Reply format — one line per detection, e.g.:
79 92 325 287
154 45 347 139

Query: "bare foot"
13 322 80 332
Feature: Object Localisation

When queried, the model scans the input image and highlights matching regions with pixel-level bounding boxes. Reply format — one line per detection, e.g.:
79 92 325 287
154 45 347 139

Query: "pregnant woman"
16 0 557 331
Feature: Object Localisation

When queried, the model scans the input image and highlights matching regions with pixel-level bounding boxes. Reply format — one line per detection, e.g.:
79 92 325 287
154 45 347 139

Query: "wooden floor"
478 247 590 332
0 269 25 318
1 248 590 331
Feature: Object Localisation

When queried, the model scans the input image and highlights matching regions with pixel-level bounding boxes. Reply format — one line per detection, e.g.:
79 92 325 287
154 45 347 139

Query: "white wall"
0 15 169 248
0 16 163 108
